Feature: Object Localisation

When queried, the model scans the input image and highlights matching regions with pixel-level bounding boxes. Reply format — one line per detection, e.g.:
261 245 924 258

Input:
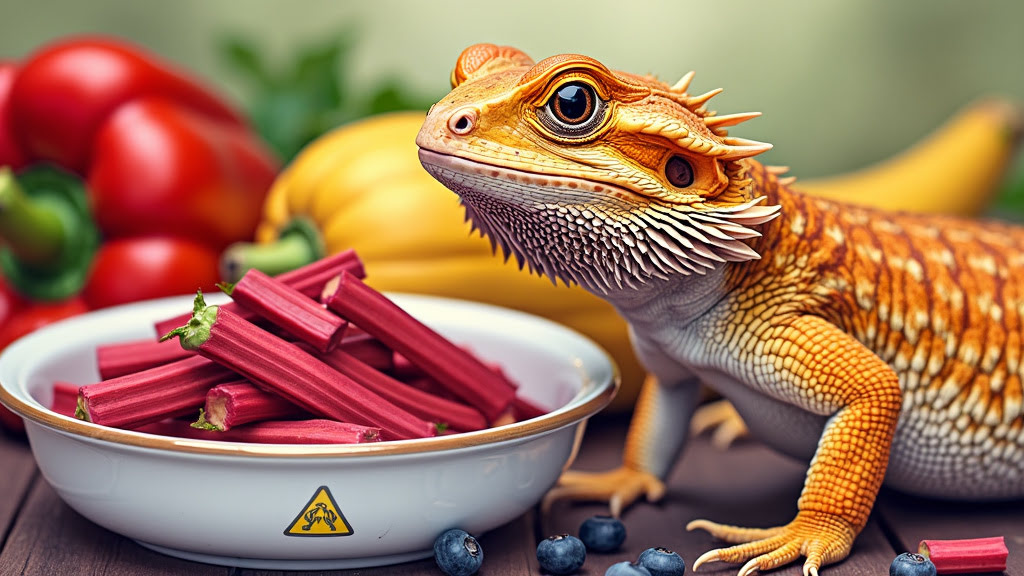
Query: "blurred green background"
3 0 1024 190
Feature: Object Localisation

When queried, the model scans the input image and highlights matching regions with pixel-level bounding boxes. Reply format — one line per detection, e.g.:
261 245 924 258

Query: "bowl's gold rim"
0 364 619 458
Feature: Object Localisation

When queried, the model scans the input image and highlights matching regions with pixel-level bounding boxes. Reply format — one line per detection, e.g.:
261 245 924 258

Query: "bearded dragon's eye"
538 81 607 138
551 83 594 124
665 155 694 188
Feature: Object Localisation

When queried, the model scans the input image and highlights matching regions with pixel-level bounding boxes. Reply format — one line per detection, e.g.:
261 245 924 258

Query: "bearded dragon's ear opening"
451 44 535 88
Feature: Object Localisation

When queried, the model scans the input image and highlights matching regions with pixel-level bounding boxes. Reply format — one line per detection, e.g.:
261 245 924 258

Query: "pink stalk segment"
140 418 382 444
161 291 436 440
50 381 80 417
919 536 1008 574
153 249 365 336
330 332 393 372
77 355 237 429
222 268 347 354
321 271 517 423
196 381 305 431
318 349 487 432
96 337 193 379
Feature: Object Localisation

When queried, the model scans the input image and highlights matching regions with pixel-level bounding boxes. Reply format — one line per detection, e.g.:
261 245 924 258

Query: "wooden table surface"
1 413 1020 576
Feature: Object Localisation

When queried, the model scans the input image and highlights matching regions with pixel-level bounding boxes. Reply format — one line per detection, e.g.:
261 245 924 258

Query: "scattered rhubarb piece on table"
161 290 436 440
322 271 517 423
96 337 193 379
221 268 347 354
196 380 306 431
77 355 237 429
918 536 1008 574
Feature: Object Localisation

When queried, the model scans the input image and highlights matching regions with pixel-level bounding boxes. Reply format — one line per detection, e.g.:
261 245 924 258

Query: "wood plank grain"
877 489 1024 574
541 414 899 575
0 475 229 576
0 433 36 537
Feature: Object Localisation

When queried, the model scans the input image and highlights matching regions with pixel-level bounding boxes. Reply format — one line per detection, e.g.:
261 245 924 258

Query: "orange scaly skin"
416 44 1024 576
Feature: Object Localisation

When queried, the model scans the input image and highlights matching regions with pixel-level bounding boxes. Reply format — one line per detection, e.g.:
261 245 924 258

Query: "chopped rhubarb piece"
153 249 365 336
96 337 193 379
512 395 547 421
140 418 382 444
161 291 435 440
919 536 1008 574
322 272 517 422
221 268 347 354
50 381 80 417
332 332 394 372
318 348 487 432
77 356 237 429
197 381 305 431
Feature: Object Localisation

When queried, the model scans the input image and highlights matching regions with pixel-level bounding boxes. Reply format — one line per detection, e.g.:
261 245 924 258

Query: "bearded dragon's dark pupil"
553 83 593 124
665 155 694 187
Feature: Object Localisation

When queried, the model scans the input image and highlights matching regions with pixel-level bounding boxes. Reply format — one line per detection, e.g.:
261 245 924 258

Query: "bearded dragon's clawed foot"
690 399 749 450
688 511 856 576
541 467 665 518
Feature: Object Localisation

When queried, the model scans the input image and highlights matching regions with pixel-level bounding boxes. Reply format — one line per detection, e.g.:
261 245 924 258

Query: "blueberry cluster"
534 515 686 576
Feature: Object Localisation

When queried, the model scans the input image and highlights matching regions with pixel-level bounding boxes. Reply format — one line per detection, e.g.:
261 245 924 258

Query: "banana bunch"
244 98 1023 412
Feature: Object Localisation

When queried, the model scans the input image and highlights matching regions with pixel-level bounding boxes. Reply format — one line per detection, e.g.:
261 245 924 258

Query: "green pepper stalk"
0 166 99 300
218 217 325 283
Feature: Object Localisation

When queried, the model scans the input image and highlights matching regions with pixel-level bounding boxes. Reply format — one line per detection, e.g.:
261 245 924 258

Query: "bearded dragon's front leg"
690 315 901 576
543 370 702 517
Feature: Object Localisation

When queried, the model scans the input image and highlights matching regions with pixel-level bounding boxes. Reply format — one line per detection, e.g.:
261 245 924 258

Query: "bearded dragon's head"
417 44 781 294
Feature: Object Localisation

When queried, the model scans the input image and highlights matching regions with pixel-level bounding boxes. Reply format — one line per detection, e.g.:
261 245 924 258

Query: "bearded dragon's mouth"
417 148 781 294
417 148 640 203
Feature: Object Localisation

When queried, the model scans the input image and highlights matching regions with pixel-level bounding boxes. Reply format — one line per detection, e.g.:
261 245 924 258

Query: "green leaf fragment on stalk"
191 409 221 431
160 290 219 351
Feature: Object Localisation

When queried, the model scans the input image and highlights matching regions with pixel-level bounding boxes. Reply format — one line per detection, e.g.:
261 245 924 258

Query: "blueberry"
606 560 653 576
889 552 936 576
637 547 687 576
579 515 627 552
536 534 586 574
433 528 483 576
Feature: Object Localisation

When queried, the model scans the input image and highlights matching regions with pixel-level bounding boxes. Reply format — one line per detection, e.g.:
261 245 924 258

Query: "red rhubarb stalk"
141 418 382 444
77 355 237 429
96 337 193 379
196 381 305 431
221 268 347 354
318 348 487 432
333 332 393 372
50 381 80 417
161 291 435 440
321 271 516 423
918 536 1008 574
153 249 365 335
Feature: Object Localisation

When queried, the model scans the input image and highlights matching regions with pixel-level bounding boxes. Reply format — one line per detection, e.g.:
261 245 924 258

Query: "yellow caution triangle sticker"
283 486 354 537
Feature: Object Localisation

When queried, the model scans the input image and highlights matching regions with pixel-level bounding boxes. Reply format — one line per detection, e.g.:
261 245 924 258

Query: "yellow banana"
241 100 1023 413
796 98 1023 215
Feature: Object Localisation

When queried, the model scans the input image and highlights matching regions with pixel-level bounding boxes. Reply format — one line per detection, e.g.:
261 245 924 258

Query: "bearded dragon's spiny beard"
416 44 782 294
419 150 781 295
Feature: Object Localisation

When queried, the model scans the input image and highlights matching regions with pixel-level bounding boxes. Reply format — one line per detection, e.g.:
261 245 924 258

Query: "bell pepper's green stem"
218 217 325 283
0 166 99 301
0 167 67 264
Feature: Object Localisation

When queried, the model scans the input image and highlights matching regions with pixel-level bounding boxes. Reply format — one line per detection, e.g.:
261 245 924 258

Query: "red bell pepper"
0 36 278 310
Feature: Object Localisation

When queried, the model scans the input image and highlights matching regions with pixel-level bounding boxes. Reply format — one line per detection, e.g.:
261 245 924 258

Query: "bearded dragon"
415 44 1024 575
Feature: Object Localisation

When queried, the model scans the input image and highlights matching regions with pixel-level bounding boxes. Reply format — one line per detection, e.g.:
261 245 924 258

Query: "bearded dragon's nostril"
448 108 478 135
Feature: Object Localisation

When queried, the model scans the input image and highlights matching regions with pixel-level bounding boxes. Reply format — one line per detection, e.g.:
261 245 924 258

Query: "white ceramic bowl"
0 293 617 570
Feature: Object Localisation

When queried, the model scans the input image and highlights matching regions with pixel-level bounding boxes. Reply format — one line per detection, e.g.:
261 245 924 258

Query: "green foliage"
219 29 435 163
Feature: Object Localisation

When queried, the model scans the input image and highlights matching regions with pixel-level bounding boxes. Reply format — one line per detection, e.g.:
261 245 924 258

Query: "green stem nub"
160 291 219 351
218 217 325 283
0 165 99 301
